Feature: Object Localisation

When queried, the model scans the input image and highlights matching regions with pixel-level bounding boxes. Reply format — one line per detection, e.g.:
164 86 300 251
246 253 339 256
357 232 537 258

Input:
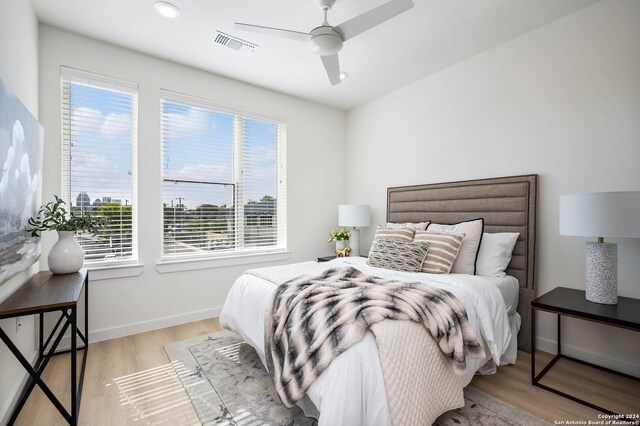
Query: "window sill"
86 263 145 281
155 250 291 274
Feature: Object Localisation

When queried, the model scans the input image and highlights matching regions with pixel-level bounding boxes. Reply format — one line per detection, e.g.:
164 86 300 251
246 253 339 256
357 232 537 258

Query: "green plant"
27 195 105 237
327 228 350 243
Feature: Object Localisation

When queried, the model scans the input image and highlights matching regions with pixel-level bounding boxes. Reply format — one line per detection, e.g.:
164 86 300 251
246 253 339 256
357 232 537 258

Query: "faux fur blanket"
264 266 485 408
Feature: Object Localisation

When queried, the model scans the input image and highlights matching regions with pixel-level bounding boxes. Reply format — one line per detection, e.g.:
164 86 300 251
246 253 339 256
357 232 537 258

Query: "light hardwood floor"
12 318 640 425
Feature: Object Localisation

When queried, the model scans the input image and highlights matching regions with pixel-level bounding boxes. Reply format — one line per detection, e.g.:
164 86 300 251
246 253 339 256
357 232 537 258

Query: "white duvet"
220 257 516 426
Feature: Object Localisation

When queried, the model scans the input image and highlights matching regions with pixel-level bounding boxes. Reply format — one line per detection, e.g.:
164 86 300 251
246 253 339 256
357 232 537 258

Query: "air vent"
212 31 258 55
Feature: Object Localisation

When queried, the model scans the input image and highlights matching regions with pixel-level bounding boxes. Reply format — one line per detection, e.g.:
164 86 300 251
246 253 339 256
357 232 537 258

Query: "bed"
220 174 537 425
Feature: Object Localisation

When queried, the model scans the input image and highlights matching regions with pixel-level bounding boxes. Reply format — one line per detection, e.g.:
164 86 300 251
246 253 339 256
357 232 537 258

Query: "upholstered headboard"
387 175 538 352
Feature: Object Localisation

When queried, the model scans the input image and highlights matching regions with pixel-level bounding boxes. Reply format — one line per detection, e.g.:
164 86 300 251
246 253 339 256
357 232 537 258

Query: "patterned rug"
164 330 549 425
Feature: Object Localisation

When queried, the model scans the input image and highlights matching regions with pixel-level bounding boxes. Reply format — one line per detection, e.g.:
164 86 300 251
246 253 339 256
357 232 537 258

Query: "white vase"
48 231 84 274
335 240 348 251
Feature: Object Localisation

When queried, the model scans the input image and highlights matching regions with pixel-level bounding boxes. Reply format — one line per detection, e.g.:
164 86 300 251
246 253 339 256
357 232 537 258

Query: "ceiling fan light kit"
308 27 344 56
235 0 414 85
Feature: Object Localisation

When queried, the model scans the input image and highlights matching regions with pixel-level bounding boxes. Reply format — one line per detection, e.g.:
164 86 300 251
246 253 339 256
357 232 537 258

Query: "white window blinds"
160 90 287 259
61 67 138 264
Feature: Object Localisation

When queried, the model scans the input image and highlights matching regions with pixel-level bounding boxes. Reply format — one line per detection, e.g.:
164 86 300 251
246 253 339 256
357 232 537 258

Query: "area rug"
164 330 549 425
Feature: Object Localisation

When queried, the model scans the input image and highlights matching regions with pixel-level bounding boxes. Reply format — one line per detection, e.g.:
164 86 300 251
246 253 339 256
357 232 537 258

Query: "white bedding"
220 257 516 425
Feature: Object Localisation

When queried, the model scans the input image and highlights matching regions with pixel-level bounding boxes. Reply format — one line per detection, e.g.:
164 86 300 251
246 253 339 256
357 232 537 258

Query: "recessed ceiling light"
339 71 349 81
154 1 181 19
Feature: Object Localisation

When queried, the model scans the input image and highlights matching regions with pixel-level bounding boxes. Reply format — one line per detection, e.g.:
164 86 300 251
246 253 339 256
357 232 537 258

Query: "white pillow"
476 232 520 277
427 219 484 275
385 221 430 230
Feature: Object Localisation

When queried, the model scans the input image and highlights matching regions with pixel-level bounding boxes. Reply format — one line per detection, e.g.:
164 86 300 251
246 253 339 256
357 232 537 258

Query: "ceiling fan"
235 0 415 85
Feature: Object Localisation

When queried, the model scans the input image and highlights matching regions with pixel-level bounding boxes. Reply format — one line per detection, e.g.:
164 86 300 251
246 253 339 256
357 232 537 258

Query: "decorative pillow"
385 221 430 231
367 239 430 272
414 231 465 274
373 225 416 242
427 219 484 275
476 232 520 277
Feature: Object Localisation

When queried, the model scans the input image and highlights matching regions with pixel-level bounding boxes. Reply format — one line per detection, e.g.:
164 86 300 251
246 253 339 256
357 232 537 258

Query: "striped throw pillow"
374 225 416 242
367 239 430 272
414 230 465 274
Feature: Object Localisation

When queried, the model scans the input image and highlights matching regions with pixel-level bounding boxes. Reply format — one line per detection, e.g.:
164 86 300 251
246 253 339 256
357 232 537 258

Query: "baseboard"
59 306 223 349
0 349 39 426
536 337 640 378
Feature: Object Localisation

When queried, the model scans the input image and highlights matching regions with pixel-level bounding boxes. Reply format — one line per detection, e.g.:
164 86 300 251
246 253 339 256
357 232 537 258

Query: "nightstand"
531 287 640 414
317 255 366 262
317 255 337 262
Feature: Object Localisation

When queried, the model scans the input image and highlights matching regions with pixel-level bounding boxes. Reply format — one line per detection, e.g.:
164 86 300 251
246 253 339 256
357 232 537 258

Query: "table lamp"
338 205 370 256
559 191 640 304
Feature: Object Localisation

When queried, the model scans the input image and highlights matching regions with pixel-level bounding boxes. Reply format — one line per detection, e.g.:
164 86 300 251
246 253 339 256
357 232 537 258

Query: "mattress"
220 256 516 425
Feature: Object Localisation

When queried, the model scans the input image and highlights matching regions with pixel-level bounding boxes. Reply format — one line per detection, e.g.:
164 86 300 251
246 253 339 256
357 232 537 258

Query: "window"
160 90 286 259
61 67 138 265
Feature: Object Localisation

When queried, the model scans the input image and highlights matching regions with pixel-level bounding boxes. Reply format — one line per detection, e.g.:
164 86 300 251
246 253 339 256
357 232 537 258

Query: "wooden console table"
0 269 89 425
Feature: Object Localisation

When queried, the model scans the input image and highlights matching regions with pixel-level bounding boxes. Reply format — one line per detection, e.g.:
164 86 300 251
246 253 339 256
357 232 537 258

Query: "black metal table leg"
39 312 44 358
557 314 561 356
71 306 77 426
0 319 73 424
531 306 536 383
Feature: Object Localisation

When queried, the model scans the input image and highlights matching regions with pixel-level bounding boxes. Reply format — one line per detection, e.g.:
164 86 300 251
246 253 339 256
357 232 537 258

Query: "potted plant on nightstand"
328 228 350 254
28 195 105 274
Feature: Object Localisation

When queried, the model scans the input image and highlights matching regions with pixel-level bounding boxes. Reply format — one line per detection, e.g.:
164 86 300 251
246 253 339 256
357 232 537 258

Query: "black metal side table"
531 286 640 415
0 269 89 425
318 255 367 262
317 255 337 262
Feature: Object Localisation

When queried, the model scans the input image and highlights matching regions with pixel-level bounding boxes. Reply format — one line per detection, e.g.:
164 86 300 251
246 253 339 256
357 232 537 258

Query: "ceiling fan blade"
334 0 414 41
321 54 341 86
234 22 311 42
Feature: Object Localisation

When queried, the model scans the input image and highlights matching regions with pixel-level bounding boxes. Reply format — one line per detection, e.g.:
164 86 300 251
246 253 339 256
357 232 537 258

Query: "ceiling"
31 0 599 110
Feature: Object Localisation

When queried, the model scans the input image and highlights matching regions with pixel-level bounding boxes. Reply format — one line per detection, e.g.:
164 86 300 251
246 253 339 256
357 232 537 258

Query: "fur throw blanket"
264 266 485 408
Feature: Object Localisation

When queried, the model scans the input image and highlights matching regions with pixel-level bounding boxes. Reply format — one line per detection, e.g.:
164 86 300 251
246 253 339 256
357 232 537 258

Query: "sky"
68 82 280 211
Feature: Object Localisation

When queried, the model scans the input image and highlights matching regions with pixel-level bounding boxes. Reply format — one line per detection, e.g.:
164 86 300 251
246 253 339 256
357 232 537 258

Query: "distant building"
76 192 91 211
93 198 102 207
102 196 112 204
244 198 276 246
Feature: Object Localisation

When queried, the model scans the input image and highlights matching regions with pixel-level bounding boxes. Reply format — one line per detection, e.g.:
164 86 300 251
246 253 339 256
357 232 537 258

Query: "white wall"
38 25 346 341
346 0 640 375
0 0 40 421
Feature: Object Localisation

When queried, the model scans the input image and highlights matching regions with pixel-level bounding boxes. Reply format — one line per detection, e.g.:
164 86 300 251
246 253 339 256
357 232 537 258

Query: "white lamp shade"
559 191 640 238
339 205 370 228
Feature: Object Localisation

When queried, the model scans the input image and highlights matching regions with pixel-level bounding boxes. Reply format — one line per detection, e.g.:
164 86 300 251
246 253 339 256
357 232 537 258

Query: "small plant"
327 228 350 243
27 195 105 237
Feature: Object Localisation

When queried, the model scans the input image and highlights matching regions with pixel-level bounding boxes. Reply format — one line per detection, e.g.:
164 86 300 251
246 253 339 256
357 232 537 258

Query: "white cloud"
163 106 216 138
100 112 132 140
69 151 134 204
245 145 276 164
0 131 17 195
71 107 132 141
71 106 103 131
0 120 41 230
176 163 230 182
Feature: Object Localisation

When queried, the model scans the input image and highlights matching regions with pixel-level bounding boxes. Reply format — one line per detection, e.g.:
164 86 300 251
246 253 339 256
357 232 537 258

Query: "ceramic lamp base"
585 241 617 305
349 228 360 256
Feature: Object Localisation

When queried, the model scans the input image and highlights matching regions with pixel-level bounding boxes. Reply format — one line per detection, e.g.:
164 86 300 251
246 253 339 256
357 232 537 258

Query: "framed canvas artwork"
0 77 44 285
